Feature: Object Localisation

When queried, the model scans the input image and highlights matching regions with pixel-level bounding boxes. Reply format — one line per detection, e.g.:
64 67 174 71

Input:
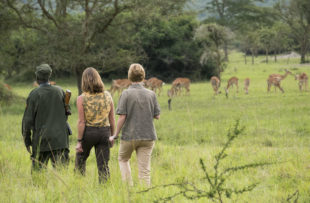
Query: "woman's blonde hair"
81 67 105 93
128 63 145 82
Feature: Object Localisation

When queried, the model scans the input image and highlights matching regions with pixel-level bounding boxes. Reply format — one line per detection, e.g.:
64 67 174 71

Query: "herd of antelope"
109 77 191 98
109 77 166 96
210 69 308 97
1 69 308 100
265 69 308 93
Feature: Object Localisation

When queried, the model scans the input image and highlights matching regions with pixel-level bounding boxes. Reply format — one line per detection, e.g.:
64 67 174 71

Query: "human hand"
109 137 114 148
75 142 83 153
26 146 32 154
109 135 115 143
109 135 119 147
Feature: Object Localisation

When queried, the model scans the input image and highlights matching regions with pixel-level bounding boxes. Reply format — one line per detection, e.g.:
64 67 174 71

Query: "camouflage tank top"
82 91 112 127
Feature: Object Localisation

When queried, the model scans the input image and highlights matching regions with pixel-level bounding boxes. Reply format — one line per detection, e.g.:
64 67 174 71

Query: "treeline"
0 0 309 93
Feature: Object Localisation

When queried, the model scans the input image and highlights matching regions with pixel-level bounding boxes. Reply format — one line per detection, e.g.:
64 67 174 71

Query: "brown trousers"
75 126 110 183
118 140 155 186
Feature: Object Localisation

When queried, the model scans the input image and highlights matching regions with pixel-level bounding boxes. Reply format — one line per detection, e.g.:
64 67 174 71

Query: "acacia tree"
195 23 228 78
270 22 293 62
240 31 260 65
204 0 275 61
276 0 310 63
5 0 185 94
258 27 275 64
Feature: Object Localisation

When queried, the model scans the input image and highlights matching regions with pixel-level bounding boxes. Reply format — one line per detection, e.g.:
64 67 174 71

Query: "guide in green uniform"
22 64 70 170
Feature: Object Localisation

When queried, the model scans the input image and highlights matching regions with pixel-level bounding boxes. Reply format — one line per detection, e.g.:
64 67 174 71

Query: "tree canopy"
0 0 309 89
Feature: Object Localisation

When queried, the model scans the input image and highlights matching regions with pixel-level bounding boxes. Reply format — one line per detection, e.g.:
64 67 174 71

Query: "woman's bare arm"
76 95 85 152
110 114 126 141
108 100 116 136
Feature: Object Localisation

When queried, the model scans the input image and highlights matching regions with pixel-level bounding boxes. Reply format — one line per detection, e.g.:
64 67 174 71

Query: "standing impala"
267 69 292 93
145 77 164 96
244 78 250 94
210 76 221 95
109 79 131 96
295 73 308 92
167 86 179 111
171 77 191 95
224 77 239 97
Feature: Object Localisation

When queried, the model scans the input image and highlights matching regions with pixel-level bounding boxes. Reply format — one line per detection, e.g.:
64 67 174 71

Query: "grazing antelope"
267 69 292 93
142 79 148 87
167 88 176 111
210 76 221 95
167 86 178 98
171 77 191 95
146 77 164 96
224 77 239 97
244 78 250 94
109 79 131 96
295 73 308 92
33 81 56 87
167 84 181 111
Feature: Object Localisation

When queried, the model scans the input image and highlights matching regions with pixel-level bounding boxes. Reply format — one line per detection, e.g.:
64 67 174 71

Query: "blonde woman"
110 63 160 186
75 67 115 183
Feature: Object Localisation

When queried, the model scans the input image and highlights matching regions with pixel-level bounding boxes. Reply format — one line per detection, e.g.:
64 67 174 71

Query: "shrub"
138 120 273 202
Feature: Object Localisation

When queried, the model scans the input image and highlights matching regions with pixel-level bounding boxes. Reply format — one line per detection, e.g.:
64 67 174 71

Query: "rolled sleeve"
116 92 127 115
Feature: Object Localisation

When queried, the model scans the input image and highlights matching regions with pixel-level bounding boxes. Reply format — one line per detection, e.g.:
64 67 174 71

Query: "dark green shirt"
22 84 69 152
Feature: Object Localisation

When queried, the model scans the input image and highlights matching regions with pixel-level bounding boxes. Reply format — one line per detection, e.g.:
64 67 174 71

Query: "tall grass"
0 52 309 202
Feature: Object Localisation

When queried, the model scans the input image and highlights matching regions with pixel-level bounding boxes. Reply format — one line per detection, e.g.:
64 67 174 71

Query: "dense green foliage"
134 15 206 81
1 0 309 91
275 0 310 63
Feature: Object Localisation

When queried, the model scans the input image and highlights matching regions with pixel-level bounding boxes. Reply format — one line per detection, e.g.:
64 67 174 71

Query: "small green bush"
0 82 23 106
0 82 14 104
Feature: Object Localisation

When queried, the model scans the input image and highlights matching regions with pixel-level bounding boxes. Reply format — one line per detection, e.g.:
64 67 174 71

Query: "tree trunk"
244 53 247 64
216 48 222 75
274 50 277 63
265 49 268 64
6 66 13 79
300 33 309 64
224 41 229 61
75 66 84 95
251 51 254 65
301 54 306 63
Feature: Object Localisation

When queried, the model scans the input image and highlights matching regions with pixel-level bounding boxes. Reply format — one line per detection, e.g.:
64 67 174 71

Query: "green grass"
1 51 310 202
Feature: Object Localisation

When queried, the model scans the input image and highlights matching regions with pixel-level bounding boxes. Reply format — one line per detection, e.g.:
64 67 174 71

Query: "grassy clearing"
1 52 310 202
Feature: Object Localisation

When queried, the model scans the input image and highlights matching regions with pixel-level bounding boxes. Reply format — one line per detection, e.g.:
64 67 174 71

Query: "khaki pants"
118 140 155 186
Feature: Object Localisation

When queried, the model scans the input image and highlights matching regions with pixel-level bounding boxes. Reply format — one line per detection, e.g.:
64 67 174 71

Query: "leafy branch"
286 190 299 203
138 120 273 202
